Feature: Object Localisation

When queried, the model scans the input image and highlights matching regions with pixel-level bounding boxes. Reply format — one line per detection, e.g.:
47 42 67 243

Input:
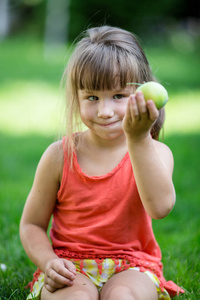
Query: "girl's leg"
100 270 158 300
41 273 99 300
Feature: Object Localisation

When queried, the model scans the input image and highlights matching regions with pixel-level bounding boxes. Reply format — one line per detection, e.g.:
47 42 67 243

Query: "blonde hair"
62 26 165 162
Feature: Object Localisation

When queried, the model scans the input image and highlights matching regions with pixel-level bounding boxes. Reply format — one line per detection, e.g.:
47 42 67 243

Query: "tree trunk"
0 0 10 39
44 0 70 57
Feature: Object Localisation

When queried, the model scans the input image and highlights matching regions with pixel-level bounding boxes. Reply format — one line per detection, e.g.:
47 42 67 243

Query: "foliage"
6 0 200 42
68 0 186 40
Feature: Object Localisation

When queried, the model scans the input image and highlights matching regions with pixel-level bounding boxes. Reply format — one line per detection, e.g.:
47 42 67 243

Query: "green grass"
0 34 200 299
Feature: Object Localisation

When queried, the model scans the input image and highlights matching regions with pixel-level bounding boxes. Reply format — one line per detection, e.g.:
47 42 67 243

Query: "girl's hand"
122 91 159 141
44 258 77 293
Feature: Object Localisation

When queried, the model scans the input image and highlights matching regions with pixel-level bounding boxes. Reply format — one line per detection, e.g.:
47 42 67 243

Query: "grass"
0 34 200 299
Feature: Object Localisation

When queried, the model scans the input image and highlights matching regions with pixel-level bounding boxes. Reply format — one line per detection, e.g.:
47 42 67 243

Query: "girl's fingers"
135 91 148 118
123 92 159 138
125 94 139 122
146 100 159 121
49 269 74 285
53 264 75 281
63 259 77 275
46 273 73 289
48 258 76 281
44 283 57 293
135 92 159 121
44 258 77 292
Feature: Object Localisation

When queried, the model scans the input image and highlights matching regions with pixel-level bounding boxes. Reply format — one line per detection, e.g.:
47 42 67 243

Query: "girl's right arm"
20 141 76 292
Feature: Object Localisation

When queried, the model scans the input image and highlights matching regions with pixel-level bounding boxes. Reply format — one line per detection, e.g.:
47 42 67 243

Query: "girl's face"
78 85 134 140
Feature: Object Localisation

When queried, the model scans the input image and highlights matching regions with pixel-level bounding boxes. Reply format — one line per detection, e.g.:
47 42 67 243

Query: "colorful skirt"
27 258 175 299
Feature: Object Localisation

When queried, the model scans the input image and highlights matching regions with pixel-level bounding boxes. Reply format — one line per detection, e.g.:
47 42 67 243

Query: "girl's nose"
97 100 114 118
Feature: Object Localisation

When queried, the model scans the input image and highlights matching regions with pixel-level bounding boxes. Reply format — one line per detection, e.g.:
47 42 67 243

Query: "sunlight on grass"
164 90 200 135
0 81 200 137
0 81 65 137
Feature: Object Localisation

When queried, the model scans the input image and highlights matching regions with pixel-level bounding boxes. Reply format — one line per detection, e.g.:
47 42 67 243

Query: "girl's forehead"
72 46 139 91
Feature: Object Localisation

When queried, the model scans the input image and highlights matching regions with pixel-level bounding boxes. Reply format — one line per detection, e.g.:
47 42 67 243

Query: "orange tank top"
48 138 184 296
51 138 162 264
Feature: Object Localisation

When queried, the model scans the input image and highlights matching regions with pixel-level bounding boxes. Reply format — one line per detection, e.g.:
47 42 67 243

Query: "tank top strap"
57 137 70 199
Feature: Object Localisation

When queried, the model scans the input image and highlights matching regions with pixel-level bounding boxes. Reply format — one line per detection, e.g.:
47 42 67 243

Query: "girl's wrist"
37 251 58 273
125 132 152 146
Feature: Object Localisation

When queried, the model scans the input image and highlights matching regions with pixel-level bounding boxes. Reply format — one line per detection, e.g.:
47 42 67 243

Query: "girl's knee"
68 290 94 300
41 286 96 300
103 285 135 300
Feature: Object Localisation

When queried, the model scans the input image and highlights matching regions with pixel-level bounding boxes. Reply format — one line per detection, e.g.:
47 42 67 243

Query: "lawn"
0 34 200 299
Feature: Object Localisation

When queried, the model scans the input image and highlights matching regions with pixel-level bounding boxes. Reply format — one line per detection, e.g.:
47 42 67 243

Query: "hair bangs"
74 45 139 91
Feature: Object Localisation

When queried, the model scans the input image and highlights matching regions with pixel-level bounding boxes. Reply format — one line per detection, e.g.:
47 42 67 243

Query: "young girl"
20 25 184 300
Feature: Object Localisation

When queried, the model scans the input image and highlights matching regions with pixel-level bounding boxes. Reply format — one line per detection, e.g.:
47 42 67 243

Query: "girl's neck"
76 130 128 177
81 130 127 151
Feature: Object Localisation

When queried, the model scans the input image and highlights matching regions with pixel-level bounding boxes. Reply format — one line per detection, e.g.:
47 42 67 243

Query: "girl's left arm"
123 92 176 219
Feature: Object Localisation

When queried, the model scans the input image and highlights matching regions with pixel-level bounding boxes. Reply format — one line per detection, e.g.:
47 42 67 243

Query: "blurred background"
0 0 200 299
0 0 200 135
1 0 200 45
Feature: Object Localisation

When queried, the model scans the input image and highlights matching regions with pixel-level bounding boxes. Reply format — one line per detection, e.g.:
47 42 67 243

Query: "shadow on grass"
0 132 199 299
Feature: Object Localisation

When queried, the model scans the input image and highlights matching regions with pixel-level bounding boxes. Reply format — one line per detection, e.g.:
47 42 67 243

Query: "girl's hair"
62 25 165 161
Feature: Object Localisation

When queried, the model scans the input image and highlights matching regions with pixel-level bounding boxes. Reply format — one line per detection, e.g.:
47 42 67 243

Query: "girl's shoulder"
153 139 173 156
43 140 63 161
45 139 63 154
39 140 64 182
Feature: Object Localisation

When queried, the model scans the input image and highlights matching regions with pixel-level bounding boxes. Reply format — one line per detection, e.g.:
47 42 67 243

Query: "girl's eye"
88 96 98 101
113 94 124 99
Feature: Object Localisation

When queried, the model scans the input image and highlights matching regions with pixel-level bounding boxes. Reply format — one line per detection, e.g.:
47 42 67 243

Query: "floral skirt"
27 258 171 299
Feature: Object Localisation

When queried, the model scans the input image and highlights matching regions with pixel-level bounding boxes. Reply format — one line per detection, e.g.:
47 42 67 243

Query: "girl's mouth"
97 121 119 127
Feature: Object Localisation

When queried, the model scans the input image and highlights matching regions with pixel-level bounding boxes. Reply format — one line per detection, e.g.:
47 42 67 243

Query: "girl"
20 26 184 300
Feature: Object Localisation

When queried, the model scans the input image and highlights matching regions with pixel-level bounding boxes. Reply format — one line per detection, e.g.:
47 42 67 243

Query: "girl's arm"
20 141 76 292
123 91 176 219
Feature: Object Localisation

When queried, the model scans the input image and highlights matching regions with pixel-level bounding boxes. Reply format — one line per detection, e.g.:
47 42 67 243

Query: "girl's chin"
91 128 125 141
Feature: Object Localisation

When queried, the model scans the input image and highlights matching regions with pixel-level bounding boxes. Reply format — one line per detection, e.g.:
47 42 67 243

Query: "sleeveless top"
49 137 184 296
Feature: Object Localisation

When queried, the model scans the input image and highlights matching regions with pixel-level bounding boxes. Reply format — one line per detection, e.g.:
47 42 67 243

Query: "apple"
136 81 168 109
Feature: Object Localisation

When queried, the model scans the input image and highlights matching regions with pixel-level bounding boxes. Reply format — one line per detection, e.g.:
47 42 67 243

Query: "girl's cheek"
120 101 128 115
80 107 95 121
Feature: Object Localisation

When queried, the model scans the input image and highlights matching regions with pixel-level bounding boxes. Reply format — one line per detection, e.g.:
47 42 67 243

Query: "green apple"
136 81 168 109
